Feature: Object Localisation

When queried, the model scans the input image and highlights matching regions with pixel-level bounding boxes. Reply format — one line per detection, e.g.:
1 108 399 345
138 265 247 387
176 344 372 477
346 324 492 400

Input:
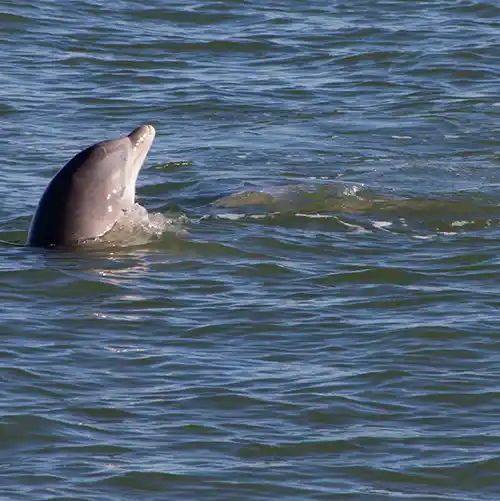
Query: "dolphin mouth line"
131 124 155 152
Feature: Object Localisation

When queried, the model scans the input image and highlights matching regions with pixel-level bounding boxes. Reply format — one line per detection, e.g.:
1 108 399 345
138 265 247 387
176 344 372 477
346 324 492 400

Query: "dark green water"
1 1 500 499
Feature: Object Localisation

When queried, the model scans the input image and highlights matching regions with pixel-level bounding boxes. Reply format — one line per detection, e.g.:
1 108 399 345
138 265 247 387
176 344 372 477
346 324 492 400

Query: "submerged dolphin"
27 124 156 247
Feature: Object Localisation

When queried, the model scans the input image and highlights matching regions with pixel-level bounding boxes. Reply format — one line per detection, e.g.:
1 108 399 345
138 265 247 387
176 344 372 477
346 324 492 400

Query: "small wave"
213 182 367 213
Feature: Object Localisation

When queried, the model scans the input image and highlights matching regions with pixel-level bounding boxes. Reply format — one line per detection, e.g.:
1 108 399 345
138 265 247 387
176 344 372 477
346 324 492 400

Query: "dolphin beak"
128 124 156 152
121 124 156 204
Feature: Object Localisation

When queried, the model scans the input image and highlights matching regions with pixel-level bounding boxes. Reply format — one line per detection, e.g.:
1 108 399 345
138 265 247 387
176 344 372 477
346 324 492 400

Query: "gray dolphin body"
27 124 156 247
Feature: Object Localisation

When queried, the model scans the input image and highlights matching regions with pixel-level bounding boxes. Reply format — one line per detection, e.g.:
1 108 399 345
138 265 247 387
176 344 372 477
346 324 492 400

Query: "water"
1 1 500 499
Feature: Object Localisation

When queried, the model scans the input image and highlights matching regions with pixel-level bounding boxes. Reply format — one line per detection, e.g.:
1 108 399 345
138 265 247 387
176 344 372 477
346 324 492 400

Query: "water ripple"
2 0 500 499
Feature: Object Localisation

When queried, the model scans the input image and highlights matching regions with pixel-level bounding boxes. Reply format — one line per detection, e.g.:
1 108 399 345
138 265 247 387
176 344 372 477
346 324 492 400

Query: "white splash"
216 213 246 220
451 220 470 227
372 220 393 231
295 213 333 219
94 203 188 247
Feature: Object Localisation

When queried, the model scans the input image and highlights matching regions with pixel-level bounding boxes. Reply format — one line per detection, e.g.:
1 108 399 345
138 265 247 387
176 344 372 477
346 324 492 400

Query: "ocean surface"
1 1 500 499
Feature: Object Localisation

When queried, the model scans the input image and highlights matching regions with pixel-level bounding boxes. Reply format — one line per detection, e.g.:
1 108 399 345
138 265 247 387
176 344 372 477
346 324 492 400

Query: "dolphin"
27 124 156 248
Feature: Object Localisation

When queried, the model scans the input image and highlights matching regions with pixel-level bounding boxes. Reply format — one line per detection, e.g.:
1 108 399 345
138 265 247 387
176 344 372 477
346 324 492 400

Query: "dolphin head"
27 124 156 247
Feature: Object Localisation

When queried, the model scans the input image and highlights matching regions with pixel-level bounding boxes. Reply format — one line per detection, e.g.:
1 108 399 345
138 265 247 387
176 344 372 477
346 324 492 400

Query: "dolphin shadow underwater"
27 124 158 248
